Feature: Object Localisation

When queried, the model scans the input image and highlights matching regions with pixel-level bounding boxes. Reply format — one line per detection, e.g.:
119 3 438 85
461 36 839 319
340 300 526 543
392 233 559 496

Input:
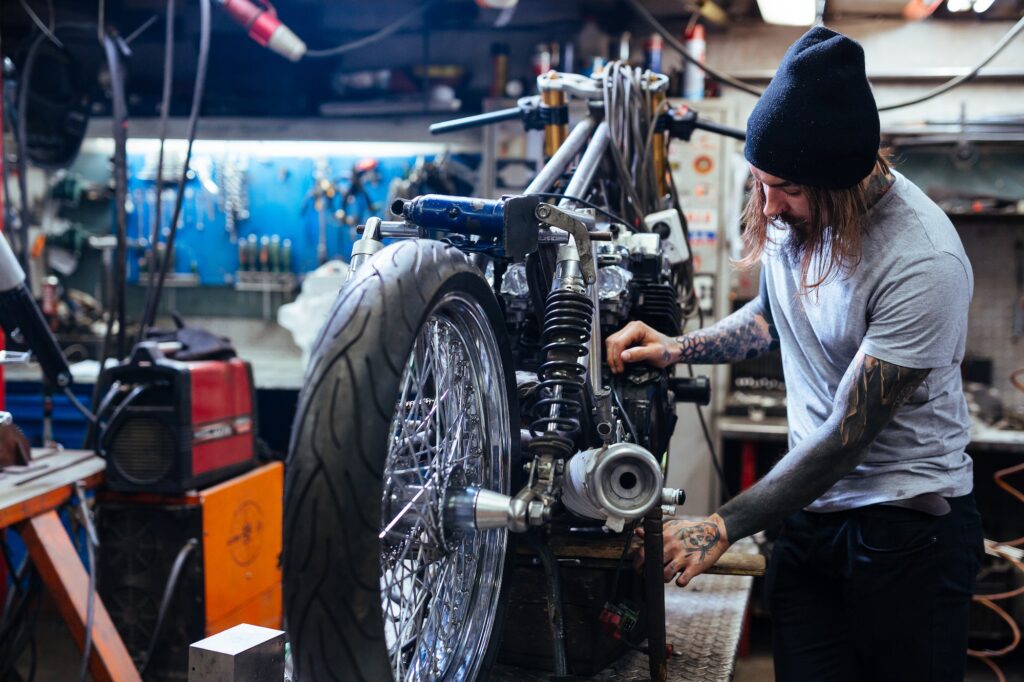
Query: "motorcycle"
282 65 746 682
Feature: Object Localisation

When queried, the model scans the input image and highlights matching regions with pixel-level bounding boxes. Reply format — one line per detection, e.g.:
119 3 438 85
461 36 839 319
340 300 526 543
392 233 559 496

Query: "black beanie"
744 27 880 190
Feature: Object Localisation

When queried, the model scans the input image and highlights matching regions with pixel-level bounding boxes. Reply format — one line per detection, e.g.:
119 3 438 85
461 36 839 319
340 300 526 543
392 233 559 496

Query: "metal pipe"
524 116 598 196
557 121 610 208
644 507 668 682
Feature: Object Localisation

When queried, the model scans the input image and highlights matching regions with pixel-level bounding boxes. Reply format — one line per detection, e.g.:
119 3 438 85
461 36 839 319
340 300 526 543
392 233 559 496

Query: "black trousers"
765 493 984 682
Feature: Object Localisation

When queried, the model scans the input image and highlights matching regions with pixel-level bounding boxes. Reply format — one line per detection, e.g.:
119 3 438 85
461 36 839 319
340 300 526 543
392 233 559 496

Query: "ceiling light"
972 0 996 11
946 0 972 11
756 0 816 25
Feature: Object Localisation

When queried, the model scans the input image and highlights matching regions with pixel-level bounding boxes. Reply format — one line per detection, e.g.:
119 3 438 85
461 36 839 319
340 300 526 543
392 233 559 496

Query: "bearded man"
606 26 984 682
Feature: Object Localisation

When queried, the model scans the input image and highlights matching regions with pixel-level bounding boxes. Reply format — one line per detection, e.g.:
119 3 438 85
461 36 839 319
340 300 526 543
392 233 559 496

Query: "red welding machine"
97 343 257 493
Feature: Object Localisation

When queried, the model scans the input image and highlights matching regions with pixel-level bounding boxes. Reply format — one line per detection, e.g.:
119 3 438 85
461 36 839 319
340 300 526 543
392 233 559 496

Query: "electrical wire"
304 0 441 58
138 538 198 676
877 15 1024 112
14 33 46 270
123 13 159 45
611 385 640 445
74 484 97 682
687 360 733 500
626 0 1024 113
138 0 176 349
17 0 63 48
140 0 210 337
63 386 97 425
623 0 762 97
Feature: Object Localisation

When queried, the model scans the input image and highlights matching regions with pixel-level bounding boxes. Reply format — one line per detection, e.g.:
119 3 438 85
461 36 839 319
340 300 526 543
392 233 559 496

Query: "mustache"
772 213 809 230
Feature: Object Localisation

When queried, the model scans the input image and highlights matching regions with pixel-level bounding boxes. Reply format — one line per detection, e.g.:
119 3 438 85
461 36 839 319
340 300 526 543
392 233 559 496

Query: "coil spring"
528 288 593 459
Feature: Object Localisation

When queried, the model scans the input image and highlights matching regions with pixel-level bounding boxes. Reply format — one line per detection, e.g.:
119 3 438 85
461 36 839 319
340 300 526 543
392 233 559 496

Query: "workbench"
718 415 1024 454
0 449 142 682
492 538 759 682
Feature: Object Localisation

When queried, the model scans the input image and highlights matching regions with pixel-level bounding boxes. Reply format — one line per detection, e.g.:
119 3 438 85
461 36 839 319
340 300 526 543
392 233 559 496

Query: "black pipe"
529 533 570 677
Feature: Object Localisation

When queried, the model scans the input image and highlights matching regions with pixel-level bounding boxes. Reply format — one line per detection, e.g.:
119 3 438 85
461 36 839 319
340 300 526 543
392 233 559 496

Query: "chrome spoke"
378 292 510 682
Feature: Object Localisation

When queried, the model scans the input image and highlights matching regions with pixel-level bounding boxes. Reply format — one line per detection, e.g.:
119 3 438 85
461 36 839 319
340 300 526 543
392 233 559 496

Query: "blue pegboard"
122 151 480 286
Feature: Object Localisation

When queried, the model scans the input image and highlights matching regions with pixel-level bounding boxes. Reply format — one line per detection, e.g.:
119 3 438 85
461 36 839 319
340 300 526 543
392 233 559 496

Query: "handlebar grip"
668 376 711 405
429 107 522 135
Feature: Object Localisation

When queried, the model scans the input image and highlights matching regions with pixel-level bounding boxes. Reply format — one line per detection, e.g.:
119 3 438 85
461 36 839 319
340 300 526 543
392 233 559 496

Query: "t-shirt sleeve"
859 252 971 369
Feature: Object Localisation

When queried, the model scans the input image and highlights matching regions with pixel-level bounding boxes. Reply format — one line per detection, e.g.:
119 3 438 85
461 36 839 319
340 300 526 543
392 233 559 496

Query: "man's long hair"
739 153 892 291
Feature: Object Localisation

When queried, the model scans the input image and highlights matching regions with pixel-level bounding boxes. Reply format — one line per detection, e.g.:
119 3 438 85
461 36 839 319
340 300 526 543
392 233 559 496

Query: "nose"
762 186 787 219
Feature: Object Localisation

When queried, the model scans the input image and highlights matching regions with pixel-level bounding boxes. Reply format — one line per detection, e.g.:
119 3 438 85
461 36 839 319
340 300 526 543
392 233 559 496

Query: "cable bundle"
600 62 668 226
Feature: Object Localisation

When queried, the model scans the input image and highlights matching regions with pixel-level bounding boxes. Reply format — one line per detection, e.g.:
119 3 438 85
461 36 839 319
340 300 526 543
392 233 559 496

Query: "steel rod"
524 116 598 196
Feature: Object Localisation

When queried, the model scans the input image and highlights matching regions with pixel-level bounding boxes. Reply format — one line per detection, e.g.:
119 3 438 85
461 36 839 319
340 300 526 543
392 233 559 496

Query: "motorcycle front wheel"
284 240 519 681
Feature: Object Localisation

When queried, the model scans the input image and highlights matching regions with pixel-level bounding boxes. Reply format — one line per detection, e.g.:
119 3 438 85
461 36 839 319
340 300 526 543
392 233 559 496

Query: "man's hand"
605 321 678 374
634 514 731 587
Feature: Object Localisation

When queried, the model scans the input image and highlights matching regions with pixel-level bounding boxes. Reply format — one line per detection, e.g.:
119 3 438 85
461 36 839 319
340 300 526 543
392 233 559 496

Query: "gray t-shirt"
763 171 974 512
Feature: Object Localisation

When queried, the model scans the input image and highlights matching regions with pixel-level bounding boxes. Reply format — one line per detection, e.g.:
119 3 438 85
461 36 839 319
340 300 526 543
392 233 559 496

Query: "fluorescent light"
756 0 816 25
945 0 972 11
972 0 996 11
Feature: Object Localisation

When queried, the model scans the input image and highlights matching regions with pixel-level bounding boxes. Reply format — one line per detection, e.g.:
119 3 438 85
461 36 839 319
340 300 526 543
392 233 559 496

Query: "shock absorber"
529 244 594 460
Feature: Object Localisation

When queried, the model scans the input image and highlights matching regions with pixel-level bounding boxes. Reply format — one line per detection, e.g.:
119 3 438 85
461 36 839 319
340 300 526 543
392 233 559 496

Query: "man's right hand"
605 321 678 374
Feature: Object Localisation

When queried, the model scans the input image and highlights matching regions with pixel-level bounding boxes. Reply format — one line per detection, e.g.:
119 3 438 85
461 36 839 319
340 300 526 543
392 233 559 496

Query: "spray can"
645 34 663 74
683 24 706 101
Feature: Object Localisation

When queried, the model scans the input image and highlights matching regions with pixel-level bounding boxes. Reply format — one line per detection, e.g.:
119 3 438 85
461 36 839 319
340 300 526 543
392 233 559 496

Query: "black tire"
284 240 520 682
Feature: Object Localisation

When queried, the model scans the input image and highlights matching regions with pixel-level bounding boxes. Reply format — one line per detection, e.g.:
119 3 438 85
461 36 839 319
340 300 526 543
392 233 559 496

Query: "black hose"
304 0 440 58
14 33 47 271
138 538 198 676
140 0 210 337
96 383 151 458
101 34 129 360
140 0 176 348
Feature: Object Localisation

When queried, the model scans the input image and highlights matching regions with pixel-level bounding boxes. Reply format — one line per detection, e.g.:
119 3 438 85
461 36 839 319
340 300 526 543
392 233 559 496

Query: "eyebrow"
762 179 798 189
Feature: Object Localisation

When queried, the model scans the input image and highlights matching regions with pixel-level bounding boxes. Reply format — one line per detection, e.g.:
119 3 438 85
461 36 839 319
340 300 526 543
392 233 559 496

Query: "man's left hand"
634 514 731 587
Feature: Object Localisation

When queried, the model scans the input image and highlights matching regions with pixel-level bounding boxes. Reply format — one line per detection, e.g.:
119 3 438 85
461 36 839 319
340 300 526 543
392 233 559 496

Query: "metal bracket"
534 203 597 285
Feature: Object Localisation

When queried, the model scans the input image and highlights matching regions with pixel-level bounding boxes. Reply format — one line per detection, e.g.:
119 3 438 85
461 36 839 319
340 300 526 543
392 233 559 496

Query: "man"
606 26 984 682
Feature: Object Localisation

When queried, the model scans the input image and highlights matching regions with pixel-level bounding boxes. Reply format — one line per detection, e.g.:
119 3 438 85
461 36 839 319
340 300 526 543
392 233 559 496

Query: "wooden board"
0 449 104 528
20 511 142 682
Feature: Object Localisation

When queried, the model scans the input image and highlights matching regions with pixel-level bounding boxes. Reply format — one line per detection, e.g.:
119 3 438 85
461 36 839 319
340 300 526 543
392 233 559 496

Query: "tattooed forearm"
673 298 779 365
717 351 931 543
676 521 722 562
838 355 929 447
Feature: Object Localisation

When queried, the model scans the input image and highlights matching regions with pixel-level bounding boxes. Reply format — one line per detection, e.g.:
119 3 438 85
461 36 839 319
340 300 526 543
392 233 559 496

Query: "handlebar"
429 107 522 135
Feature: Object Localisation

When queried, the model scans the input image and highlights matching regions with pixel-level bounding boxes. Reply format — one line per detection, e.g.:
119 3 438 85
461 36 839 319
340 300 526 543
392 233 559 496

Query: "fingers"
621 343 672 369
605 321 649 374
675 566 700 588
663 556 681 583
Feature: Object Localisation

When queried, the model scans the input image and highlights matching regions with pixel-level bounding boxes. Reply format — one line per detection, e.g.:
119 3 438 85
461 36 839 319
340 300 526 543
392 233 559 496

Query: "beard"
773 213 814 263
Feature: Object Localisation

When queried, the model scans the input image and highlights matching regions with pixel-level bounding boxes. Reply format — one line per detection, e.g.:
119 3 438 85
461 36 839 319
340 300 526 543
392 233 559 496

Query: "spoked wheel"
284 240 519 682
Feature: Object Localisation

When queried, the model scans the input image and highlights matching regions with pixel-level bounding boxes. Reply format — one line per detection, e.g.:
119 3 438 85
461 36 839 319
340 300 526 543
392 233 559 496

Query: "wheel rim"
379 290 511 681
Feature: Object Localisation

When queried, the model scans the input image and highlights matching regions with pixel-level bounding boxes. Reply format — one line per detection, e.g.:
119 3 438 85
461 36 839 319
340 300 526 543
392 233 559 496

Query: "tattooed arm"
605 298 778 374
717 351 930 542
648 351 929 587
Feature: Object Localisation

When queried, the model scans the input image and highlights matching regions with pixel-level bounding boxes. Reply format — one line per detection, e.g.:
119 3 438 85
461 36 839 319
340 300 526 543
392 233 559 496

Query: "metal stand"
643 508 667 682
